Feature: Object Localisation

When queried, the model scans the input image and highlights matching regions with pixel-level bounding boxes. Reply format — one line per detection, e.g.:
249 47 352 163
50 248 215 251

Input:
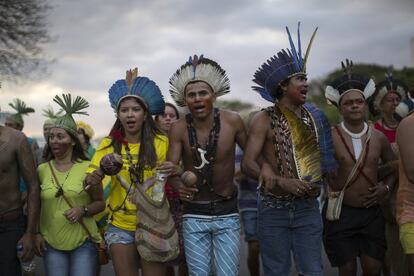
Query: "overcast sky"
1 0 413 137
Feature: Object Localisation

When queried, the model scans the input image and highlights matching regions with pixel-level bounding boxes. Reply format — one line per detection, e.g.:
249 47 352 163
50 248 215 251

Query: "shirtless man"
5 99 39 221
167 55 247 276
242 24 336 276
396 92 414 275
324 60 396 276
0 124 40 275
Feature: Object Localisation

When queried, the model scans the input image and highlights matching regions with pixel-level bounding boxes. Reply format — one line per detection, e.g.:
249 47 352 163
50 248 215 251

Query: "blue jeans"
240 210 258 242
183 214 240 276
44 239 97 276
258 197 323 276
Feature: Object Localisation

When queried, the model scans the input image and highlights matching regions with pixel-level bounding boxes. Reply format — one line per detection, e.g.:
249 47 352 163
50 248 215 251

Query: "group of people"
1 22 414 276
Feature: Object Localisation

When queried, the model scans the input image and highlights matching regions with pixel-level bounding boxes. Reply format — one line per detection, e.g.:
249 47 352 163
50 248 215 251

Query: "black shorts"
322 203 386 267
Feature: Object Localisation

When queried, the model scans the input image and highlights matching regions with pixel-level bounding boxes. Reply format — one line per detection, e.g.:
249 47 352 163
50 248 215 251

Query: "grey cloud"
4 0 413 136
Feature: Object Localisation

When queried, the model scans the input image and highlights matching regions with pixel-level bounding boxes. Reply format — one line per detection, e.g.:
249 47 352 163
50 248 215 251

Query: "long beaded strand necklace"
124 143 144 185
186 108 220 194
110 143 143 215
266 106 295 179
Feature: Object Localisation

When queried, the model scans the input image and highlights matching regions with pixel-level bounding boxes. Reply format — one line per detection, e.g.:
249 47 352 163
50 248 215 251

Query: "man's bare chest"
183 127 235 159
334 137 381 167
0 142 17 171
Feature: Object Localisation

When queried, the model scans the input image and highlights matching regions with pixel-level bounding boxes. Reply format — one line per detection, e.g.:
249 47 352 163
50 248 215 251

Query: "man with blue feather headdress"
241 23 337 276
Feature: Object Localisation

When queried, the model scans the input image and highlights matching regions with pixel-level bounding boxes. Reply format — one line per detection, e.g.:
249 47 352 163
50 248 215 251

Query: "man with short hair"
323 60 396 276
242 23 336 276
167 55 247 276
0 123 40 275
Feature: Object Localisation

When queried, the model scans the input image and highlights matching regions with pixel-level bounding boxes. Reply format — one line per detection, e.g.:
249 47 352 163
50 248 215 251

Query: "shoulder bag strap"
333 124 373 192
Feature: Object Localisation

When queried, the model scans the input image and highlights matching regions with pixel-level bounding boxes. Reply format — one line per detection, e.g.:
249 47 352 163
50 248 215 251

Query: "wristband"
82 205 89 216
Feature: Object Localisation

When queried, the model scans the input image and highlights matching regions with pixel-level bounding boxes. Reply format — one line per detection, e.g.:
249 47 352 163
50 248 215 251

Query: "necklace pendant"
55 187 64 198
194 148 210 169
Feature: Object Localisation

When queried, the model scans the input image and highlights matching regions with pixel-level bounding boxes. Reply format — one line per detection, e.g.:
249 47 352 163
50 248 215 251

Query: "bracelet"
385 185 390 192
82 205 89 217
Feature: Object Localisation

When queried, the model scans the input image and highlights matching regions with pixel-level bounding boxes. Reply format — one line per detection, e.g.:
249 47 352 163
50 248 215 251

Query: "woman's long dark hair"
44 130 88 162
106 97 164 179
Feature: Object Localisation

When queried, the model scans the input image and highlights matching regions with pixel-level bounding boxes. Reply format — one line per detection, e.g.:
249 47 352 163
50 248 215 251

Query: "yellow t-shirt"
38 160 102 251
87 135 168 231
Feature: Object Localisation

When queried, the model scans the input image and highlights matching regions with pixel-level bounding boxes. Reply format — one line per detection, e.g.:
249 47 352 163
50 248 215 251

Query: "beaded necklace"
186 108 220 194
108 143 143 215
124 143 144 185
266 105 295 179
381 118 398 130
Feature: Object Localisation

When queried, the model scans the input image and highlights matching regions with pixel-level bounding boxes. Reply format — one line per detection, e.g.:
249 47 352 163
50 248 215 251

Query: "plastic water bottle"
16 244 36 273
152 172 167 201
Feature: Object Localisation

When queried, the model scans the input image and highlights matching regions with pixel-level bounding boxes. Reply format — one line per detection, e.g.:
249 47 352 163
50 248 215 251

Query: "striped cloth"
182 214 240 276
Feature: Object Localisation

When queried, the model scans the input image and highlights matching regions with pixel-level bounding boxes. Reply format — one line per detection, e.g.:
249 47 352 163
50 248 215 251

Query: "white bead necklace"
340 122 368 159
340 122 368 139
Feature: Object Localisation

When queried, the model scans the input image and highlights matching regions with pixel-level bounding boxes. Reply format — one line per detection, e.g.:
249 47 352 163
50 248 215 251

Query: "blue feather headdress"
169 55 230 107
253 22 318 102
325 59 376 107
108 68 165 115
304 103 338 175
369 68 408 116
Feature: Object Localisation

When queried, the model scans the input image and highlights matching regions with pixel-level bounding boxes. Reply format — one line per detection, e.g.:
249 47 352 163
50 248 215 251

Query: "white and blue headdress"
169 55 230 107
108 68 165 115
325 59 376 107
395 92 414 119
369 68 408 116
253 22 318 102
